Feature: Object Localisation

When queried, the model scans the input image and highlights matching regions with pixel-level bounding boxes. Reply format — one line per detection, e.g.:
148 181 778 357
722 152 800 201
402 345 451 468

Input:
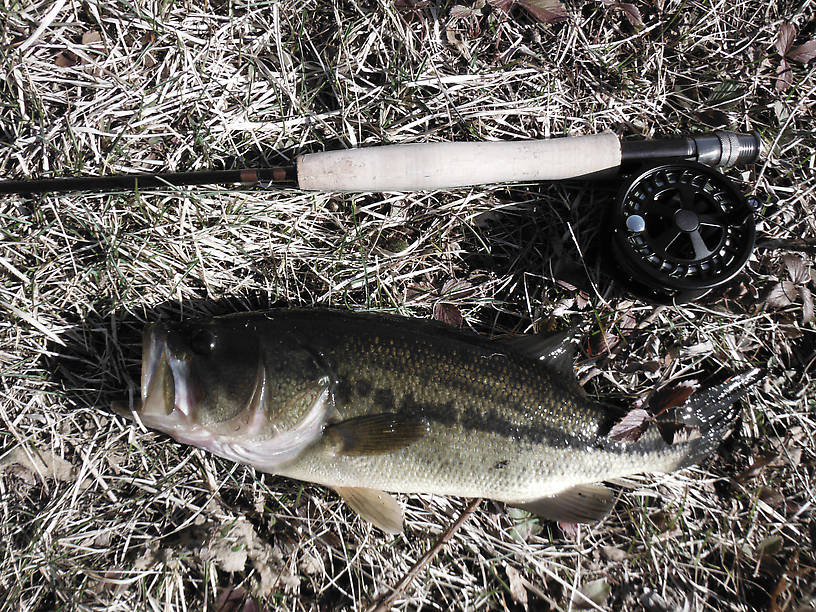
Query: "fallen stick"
368 497 483 612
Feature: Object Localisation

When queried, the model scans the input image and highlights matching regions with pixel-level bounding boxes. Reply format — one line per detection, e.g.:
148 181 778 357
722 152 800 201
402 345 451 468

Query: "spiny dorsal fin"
513 483 615 524
334 486 403 534
501 329 585 397
324 413 428 456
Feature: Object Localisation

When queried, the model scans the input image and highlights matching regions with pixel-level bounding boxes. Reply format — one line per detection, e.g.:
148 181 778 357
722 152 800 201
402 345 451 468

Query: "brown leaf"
776 23 796 56
619 3 643 26
608 408 651 442
440 278 474 299
649 380 698 416
618 312 637 332
81 30 103 44
648 510 670 531
789 40 816 63
0 447 77 484
765 280 798 308
735 453 776 483
601 546 628 561
433 302 463 328
603 1 643 27
505 565 529 607
574 290 590 310
784 254 810 284
55 52 77 67
758 487 785 509
215 586 255 612
450 4 477 18
572 579 611 609
488 0 514 13
587 329 618 356
514 0 568 24
776 59 793 92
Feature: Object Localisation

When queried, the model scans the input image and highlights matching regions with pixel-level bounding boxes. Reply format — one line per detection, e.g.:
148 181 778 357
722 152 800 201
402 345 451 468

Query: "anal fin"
334 486 403 534
513 483 615 524
324 413 427 456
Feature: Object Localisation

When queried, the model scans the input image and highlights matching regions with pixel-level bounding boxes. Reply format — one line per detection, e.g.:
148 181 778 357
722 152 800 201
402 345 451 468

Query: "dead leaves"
215 587 259 612
446 0 567 55
505 565 529 607
763 254 814 324
608 408 651 442
572 579 611 609
199 519 300 597
433 302 464 327
446 0 567 59
511 0 568 25
55 30 105 68
408 277 482 327
0 446 77 486
608 380 701 445
600 1 644 28
775 23 816 92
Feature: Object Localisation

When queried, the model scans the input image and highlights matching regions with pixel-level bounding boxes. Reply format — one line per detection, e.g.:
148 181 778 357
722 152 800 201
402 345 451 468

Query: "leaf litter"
0 446 77 485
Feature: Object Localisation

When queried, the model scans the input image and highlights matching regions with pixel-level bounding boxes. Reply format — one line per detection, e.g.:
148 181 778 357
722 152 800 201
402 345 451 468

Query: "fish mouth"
118 325 197 429
141 324 167 405
114 319 332 472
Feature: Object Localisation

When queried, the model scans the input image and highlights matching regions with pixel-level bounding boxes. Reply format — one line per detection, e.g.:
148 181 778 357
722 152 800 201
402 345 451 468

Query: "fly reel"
609 162 756 305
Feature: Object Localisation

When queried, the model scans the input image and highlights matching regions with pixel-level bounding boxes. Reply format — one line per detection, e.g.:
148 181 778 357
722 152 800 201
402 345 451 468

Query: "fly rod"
0 130 760 195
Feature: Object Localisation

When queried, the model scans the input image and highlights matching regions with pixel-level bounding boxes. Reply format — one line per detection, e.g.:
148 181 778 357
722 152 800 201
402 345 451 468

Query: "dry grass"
1 0 815 610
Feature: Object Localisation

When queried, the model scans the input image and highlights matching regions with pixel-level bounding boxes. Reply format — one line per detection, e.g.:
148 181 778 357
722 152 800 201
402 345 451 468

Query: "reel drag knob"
610 162 755 305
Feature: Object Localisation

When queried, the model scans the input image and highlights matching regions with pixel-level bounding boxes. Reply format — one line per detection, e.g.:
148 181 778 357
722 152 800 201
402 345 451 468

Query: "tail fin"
625 368 762 473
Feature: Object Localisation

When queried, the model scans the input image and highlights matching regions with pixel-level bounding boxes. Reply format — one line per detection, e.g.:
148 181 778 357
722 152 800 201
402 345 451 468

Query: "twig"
367 498 482 612
755 239 816 254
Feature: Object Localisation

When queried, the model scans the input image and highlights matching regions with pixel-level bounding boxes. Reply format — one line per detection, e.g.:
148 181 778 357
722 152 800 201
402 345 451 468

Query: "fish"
113 309 760 534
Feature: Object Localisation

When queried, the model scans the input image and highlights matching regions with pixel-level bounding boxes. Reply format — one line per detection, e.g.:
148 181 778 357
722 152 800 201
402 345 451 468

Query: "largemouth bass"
114 310 759 533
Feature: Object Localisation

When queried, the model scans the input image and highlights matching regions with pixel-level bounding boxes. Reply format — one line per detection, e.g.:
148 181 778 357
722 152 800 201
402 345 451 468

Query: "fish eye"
190 329 216 355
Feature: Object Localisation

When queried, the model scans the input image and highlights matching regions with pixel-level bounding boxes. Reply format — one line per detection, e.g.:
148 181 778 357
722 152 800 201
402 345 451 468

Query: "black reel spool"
610 162 756 305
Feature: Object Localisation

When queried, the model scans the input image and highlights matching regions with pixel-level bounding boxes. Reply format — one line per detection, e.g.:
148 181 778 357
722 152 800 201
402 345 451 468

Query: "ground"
0 0 814 610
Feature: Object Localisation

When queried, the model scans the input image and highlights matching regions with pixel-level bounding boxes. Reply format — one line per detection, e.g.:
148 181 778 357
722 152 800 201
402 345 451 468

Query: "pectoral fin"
514 484 615 523
334 486 403 534
324 413 428 456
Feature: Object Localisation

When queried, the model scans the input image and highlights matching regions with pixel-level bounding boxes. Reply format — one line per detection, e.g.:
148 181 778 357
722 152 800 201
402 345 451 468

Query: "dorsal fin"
501 328 581 368
501 329 585 396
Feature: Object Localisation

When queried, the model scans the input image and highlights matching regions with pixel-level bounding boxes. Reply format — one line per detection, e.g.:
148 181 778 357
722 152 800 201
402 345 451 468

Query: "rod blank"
0 167 296 195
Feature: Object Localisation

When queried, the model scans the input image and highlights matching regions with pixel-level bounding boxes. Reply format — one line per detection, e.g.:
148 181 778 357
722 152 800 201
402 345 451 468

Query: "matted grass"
1 0 814 610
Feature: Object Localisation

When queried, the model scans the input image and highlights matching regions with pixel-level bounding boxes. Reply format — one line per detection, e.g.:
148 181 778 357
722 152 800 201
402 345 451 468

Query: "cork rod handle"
296 132 622 192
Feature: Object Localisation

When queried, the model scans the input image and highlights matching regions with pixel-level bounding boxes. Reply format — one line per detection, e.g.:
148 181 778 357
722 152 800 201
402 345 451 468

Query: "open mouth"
113 319 333 471
141 324 167 406
114 325 196 429
141 325 176 419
